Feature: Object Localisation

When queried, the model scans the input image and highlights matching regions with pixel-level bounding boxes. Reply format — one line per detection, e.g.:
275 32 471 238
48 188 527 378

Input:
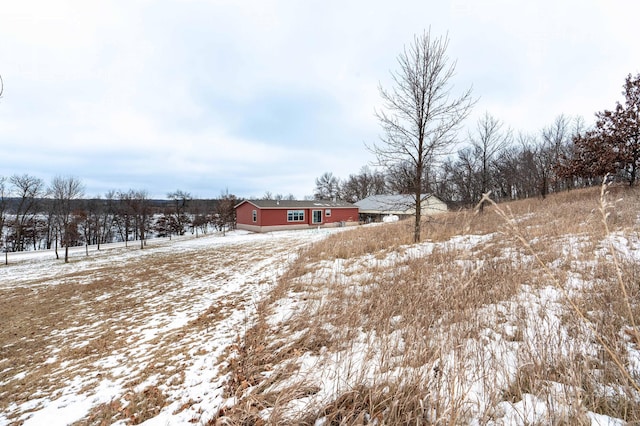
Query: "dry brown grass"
0 251 192 421
5 185 640 424
0 235 310 425
219 184 640 424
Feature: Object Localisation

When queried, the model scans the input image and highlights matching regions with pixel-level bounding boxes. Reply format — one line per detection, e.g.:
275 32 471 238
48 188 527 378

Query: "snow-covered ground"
2 217 640 425
0 229 340 425
228 228 640 425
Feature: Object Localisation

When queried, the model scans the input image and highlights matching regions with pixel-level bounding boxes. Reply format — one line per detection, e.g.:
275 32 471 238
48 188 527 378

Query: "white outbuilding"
355 194 448 222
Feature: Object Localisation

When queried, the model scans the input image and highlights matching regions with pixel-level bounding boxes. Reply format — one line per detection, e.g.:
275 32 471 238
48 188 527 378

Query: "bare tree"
215 190 238 235
451 146 481 206
469 112 512 211
78 201 92 255
50 176 84 263
167 190 192 236
554 116 589 189
190 199 210 237
314 172 340 201
9 174 45 251
130 190 151 249
0 176 7 254
98 190 118 247
539 114 575 192
370 29 474 242
385 161 416 195
492 144 522 202
261 192 295 201
115 190 134 246
341 166 386 203
116 189 151 247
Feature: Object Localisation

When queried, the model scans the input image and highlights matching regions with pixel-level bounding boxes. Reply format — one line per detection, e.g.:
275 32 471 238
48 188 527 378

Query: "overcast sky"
1 1 638 199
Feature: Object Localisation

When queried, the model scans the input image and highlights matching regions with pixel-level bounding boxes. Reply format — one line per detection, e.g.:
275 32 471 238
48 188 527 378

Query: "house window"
252 210 257 222
287 210 305 222
312 210 322 224
325 209 331 217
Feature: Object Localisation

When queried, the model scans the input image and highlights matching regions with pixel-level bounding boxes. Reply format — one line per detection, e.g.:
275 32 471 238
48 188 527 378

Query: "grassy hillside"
3 183 639 425
219 183 640 424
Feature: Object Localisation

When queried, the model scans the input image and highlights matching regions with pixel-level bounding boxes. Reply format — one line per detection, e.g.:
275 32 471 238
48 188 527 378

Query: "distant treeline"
314 73 640 209
0 177 239 259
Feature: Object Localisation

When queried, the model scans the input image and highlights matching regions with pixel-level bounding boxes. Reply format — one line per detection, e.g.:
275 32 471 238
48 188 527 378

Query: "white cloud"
1 0 639 198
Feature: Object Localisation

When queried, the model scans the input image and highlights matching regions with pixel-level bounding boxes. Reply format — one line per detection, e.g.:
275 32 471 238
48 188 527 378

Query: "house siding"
424 197 448 215
322 207 357 224
235 201 359 232
235 202 257 226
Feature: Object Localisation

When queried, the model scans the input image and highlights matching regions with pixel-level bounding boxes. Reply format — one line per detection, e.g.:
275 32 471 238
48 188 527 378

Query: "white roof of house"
355 194 434 214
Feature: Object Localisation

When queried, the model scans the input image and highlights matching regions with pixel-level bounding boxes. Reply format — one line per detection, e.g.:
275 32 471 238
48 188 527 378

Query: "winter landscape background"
2 183 640 425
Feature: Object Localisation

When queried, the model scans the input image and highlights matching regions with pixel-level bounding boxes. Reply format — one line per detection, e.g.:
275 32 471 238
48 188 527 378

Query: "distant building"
235 199 359 233
355 194 447 222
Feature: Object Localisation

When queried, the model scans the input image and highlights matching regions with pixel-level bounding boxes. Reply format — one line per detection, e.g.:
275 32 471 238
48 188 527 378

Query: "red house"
235 199 359 233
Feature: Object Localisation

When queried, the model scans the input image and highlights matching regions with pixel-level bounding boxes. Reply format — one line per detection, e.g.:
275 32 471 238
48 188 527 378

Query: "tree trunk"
414 192 422 243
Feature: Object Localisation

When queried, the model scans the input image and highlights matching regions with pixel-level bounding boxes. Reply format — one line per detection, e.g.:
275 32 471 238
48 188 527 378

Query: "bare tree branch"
369 29 475 242
50 176 85 263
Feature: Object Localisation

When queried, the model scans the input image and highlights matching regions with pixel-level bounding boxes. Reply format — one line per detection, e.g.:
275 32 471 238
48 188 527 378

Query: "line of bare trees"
316 73 635 213
0 176 239 262
315 112 588 208
316 29 637 245
438 113 587 207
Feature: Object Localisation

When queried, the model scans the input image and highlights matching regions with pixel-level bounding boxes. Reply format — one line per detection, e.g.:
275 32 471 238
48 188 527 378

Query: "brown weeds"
222 185 640 424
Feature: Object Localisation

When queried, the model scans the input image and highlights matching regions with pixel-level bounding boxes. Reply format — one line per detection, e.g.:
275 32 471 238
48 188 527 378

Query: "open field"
0 230 334 425
2 184 640 425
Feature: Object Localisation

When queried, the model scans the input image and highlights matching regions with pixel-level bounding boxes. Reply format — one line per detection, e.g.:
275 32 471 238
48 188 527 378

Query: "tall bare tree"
314 172 340 201
538 114 576 193
0 176 7 252
115 190 134 246
341 166 386 203
450 146 481 206
97 190 118 248
167 190 192 236
470 112 512 210
130 190 151 249
371 29 474 242
9 174 45 251
50 176 84 263
215 190 238 235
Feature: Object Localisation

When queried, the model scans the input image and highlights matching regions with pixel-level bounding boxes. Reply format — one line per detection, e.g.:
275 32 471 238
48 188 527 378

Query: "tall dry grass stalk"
218 184 640 424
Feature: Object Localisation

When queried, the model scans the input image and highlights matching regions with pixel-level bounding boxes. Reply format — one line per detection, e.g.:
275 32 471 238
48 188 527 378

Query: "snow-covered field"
249 234 638 425
2 190 640 425
210 192 640 425
0 229 338 425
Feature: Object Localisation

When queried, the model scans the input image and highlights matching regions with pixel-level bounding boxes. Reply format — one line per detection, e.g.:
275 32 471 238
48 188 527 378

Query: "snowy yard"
0 229 334 425
229 230 640 425
212 188 640 425
2 187 640 425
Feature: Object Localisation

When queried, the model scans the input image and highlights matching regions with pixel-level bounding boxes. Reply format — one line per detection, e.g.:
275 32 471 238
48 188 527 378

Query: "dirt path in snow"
0 231 318 425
